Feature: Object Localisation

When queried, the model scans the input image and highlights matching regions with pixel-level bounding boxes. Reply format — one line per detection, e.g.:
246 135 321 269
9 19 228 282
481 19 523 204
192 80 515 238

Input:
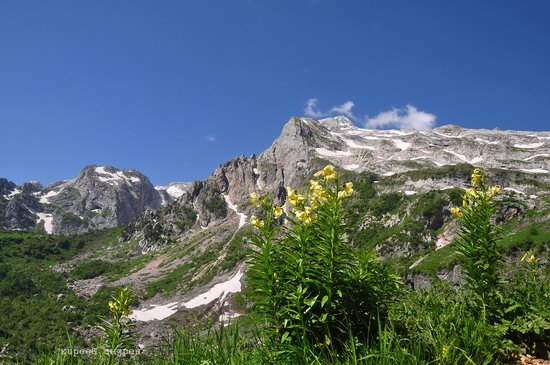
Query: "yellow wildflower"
250 215 264 229
108 301 117 313
309 179 322 191
490 185 501 196
465 188 479 198
249 192 261 207
287 187 305 206
295 206 315 225
521 252 538 265
340 182 353 197
471 168 483 187
314 165 337 180
310 180 328 202
442 345 449 355
450 207 462 218
273 205 283 218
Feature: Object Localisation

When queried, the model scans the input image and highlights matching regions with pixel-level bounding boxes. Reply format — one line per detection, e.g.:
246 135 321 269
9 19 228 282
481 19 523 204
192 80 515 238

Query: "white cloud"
205 135 217 143
330 101 356 120
304 98 325 118
303 99 356 120
365 105 436 131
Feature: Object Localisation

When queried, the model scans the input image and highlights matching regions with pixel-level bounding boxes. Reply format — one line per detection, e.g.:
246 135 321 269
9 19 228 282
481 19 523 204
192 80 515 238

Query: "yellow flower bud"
249 215 264 229
273 206 283 218
471 168 483 187
249 192 261 207
288 189 305 207
343 182 353 197
315 165 337 181
450 207 462 218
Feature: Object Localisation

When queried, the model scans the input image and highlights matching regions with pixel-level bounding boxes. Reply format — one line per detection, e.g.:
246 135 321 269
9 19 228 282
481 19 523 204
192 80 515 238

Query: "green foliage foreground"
2 167 550 364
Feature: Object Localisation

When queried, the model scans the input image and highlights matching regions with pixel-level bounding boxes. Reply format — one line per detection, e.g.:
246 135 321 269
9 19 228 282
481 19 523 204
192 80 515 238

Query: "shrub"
391 283 508 364
71 259 115 280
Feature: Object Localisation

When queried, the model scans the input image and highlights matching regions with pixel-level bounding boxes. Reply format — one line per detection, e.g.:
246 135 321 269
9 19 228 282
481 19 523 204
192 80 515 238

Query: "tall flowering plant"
247 165 401 357
451 168 502 307
98 287 135 357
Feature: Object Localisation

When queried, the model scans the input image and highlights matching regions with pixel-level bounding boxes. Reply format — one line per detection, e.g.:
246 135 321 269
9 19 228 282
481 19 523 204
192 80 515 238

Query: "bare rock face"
1 165 171 234
40 165 163 234
496 202 523 224
121 202 197 252
0 178 42 230
190 181 228 228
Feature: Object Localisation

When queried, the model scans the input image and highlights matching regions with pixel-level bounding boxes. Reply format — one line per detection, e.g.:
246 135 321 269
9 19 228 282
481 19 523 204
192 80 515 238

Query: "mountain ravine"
1 115 549 351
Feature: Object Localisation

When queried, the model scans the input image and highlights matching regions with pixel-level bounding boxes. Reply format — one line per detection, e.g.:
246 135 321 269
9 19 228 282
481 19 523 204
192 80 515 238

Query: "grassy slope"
0 228 129 354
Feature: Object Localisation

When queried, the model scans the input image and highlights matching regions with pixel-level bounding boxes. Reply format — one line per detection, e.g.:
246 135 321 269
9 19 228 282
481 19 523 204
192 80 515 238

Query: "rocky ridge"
2 116 549 240
0 165 189 235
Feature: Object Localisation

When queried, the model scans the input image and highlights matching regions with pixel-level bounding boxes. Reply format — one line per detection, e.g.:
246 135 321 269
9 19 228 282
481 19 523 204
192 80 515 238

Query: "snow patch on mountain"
392 139 411 151
223 195 247 228
129 302 179 322
344 164 360 170
520 168 549 174
6 188 21 199
315 148 352 157
183 269 243 309
443 150 483 165
95 166 141 185
40 189 62 204
514 142 544 149
36 213 53 234
523 154 550 161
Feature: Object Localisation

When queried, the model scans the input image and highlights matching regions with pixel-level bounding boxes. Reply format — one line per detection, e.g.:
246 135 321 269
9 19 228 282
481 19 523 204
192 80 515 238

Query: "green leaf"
321 295 329 308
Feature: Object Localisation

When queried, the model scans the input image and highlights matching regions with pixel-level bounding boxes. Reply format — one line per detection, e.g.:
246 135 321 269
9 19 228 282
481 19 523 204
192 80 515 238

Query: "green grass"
411 243 458 276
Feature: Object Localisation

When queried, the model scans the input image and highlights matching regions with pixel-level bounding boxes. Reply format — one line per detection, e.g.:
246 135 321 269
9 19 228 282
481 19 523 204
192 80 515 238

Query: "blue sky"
1 0 549 185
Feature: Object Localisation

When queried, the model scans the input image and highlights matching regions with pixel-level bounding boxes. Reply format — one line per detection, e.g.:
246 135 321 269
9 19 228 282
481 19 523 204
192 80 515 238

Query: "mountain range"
2 116 548 237
1 116 549 348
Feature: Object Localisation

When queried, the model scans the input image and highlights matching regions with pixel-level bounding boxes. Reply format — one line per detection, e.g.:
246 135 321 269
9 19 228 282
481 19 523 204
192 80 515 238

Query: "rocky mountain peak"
319 115 356 130
79 165 150 188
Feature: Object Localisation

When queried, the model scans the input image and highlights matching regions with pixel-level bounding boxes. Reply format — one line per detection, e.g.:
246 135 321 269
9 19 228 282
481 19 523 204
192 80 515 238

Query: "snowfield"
35 213 54 234
95 166 141 185
129 270 244 322
223 195 247 228
514 142 544 149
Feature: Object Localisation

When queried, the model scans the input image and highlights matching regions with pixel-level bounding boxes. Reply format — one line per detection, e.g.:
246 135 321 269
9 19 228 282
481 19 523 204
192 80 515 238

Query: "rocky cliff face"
0 178 42 231
177 116 549 219
42 165 163 234
0 165 184 235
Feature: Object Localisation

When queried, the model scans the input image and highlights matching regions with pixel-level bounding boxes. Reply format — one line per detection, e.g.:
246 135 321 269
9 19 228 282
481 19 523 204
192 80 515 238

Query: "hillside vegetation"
1 167 549 364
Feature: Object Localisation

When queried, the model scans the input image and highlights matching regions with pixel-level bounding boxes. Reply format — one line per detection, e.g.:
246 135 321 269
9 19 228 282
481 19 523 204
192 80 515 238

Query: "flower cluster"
451 168 500 218
248 165 354 227
108 287 132 317
248 192 284 229
521 250 539 273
